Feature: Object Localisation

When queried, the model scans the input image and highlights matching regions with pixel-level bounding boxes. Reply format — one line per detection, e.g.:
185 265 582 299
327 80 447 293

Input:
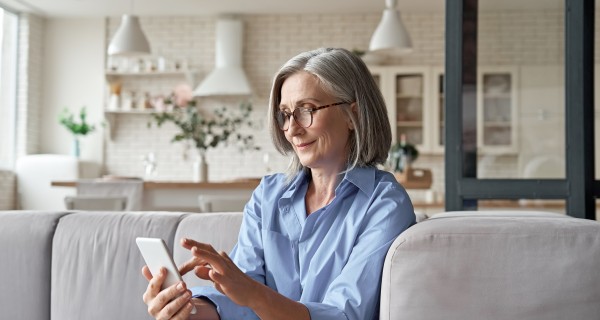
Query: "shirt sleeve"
304 183 415 320
191 178 267 320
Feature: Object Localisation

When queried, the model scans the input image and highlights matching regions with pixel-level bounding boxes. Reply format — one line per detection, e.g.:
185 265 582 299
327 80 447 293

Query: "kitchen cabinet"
370 66 433 152
370 65 519 155
477 66 519 154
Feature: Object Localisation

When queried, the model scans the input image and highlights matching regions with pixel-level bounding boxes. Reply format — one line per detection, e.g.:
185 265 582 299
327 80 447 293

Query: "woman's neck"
305 168 343 215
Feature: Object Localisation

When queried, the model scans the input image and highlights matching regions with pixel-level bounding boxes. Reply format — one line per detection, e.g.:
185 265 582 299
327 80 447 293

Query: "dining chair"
64 195 128 211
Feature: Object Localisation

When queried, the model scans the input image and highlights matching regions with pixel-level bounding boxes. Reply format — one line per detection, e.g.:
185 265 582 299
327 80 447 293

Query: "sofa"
1 210 599 320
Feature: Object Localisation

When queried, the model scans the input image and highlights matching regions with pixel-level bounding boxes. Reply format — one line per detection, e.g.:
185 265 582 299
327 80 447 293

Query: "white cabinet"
370 65 519 155
477 66 519 154
370 66 433 152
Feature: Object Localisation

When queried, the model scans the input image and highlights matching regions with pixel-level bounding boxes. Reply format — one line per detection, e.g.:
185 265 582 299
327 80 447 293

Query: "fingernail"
177 282 184 291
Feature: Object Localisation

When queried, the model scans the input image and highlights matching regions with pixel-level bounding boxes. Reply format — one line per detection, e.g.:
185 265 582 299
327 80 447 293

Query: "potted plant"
389 134 419 173
58 106 97 158
148 85 259 182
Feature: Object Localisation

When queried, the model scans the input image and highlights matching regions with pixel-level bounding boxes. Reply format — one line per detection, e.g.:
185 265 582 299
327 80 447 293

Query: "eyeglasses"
276 101 347 131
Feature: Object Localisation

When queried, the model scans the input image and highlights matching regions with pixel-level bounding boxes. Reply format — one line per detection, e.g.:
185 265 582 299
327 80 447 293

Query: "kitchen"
0 0 595 214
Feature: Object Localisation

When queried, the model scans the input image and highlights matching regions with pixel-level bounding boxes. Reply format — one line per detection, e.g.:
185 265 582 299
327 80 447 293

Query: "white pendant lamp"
369 0 412 55
107 1 150 56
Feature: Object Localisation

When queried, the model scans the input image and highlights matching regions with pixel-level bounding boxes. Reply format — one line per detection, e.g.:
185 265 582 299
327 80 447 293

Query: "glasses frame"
277 101 347 131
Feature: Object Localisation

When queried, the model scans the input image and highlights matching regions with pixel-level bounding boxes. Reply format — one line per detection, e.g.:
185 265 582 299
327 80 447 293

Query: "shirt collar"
281 166 376 200
340 166 375 195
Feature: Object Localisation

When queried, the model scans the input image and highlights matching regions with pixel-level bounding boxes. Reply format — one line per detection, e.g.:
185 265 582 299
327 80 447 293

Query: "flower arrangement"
58 107 96 136
147 85 259 155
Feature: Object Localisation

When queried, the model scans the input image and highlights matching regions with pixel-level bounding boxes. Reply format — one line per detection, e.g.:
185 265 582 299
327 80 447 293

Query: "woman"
142 47 415 320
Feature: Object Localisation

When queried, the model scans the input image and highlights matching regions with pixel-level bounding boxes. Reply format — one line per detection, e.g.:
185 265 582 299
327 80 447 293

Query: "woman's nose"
287 115 304 135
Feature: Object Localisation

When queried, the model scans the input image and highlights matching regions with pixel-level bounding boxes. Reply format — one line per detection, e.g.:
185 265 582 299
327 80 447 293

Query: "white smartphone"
136 237 183 289
136 237 197 314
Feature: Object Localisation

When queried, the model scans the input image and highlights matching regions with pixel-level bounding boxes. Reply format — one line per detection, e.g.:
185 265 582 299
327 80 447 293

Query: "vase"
72 137 80 158
192 151 208 182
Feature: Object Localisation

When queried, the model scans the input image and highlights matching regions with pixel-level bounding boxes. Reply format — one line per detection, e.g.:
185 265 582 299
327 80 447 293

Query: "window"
0 7 18 169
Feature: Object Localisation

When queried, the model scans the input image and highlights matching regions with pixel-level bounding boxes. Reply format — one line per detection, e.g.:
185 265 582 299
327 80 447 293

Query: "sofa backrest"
173 212 244 287
50 211 187 320
380 211 600 320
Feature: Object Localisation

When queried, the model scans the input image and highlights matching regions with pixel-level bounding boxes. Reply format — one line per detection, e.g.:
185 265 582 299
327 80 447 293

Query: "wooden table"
51 179 260 212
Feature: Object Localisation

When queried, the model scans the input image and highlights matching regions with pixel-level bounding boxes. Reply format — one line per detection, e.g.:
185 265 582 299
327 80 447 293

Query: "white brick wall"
0 170 16 210
100 10 599 197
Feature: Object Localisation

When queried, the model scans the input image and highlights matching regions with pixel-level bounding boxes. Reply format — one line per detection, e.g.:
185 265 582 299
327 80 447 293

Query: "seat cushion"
380 211 600 320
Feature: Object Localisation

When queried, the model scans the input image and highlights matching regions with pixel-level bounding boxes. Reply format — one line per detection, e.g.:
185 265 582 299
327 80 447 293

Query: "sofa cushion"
50 211 187 320
0 211 69 320
173 212 243 288
380 211 600 320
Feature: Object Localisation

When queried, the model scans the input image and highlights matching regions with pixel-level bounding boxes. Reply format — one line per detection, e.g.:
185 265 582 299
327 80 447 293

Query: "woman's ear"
346 102 358 130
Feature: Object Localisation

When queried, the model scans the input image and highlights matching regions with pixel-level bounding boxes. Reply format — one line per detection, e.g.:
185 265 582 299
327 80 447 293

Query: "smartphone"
136 237 198 314
136 237 183 289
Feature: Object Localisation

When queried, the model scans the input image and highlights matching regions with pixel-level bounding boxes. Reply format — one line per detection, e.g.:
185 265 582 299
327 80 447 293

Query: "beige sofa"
1 210 598 320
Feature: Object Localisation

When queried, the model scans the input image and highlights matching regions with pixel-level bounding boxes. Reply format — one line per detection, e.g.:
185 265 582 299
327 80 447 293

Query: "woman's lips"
295 141 315 150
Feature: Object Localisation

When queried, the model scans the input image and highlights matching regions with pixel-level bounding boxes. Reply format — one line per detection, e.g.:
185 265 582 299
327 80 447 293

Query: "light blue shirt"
191 166 415 320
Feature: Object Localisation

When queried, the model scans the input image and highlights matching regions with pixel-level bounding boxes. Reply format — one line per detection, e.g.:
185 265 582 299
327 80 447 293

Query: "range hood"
193 17 253 97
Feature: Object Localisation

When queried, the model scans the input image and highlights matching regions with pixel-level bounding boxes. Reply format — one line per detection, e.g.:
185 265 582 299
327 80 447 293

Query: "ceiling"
2 0 564 18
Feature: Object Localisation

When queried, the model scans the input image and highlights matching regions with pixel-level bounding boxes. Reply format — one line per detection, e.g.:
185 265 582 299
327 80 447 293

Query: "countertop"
51 178 261 190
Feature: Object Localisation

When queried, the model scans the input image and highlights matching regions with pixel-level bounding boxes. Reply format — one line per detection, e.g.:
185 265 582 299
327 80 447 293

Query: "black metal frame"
444 0 596 219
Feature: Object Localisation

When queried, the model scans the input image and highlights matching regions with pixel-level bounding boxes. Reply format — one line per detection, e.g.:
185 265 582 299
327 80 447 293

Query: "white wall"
40 18 105 164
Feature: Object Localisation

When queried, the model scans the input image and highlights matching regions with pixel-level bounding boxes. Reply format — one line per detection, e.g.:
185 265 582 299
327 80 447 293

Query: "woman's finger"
181 238 219 255
148 281 188 316
170 300 195 320
143 267 166 304
155 289 192 320
141 265 153 281
194 265 213 280
191 246 226 274
178 256 208 275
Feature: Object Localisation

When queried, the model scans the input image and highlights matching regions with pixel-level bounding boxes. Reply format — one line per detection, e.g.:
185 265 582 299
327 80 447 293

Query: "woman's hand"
179 238 261 308
142 266 195 319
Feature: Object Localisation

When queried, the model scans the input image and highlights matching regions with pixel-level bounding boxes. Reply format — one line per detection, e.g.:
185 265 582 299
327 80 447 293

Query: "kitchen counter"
51 179 260 212
51 179 260 190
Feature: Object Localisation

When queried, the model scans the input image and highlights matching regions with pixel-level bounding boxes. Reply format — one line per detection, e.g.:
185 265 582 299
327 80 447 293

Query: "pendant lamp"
107 1 150 56
369 0 412 55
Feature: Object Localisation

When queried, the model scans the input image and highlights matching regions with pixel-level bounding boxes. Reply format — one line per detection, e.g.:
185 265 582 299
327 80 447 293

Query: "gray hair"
268 47 392 180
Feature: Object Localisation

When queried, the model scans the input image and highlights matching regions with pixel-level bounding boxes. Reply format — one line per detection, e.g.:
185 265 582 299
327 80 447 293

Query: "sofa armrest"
380 211 600 320
0 211 69 320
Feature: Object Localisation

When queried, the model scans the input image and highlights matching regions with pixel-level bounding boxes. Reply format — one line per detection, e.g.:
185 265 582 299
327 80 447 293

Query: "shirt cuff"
191 286 259 320
304 302 347 320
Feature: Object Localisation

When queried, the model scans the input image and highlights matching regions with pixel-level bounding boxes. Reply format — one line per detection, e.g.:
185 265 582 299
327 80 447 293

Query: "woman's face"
279 71 353 172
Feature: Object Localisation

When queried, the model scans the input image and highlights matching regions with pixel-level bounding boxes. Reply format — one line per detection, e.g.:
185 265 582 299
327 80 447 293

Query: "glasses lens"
295 109 312 128
276 111 289 130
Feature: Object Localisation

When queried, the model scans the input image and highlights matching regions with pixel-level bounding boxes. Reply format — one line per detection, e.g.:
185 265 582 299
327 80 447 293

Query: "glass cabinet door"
395 73 425 146
477 67 519 154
